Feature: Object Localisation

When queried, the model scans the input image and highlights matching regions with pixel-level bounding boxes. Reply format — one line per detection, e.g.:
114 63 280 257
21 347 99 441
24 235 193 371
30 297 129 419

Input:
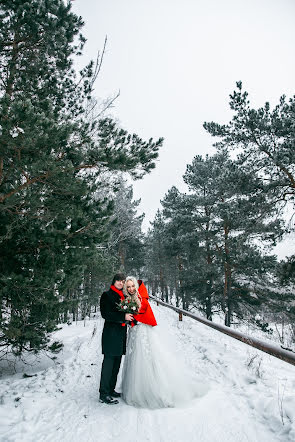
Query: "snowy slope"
0 303 294 442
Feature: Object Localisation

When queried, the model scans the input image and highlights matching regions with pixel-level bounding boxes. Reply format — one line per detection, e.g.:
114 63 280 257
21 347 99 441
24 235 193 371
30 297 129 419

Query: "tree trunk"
174 262 180 307
177 255 186 309
223 224 232 327
164 285 169 303
205 235 213 321
159 267 165 301
205 294 212 321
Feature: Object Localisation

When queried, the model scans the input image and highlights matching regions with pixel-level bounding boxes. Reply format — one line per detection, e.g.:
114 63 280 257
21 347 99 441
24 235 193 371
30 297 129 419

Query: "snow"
0 303 294 442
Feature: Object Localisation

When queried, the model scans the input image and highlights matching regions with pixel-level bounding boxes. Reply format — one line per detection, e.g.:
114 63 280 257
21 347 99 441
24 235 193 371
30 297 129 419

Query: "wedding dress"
122 321 207 409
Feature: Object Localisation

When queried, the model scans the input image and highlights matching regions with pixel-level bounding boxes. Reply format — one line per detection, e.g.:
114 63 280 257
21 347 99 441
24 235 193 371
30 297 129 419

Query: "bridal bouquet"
117 298 139 314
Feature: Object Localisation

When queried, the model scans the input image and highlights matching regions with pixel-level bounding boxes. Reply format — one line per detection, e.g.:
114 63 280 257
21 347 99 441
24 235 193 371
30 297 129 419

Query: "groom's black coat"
100 287 127 356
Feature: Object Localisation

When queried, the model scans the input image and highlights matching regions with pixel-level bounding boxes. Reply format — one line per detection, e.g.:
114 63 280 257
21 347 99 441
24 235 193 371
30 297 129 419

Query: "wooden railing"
150 296 295 367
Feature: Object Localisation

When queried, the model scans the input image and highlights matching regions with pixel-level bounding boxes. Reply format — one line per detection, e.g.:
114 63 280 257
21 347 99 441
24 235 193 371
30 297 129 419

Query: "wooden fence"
150 296 295 367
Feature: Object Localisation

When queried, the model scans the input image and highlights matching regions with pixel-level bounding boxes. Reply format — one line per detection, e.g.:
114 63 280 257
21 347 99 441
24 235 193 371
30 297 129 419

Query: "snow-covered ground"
0 302 294 442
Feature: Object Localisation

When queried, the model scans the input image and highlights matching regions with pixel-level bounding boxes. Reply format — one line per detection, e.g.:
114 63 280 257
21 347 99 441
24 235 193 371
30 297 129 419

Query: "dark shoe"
111 391 121 398
99 395 119 405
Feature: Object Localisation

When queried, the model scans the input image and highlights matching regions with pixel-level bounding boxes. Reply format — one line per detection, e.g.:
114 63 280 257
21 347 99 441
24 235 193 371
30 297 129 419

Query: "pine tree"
144 211 171 301
160 186 201 309
184 151 282 325
0 0 163 356
203 81 295 226
203 82 295 324
106 178 145 275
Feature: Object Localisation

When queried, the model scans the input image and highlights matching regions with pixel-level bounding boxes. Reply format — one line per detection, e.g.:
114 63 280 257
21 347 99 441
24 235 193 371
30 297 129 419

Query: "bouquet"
117 298 139 314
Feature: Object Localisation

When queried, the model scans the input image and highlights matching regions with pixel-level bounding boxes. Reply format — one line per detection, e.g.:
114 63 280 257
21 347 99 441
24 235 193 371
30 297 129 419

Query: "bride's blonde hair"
123 276 141 309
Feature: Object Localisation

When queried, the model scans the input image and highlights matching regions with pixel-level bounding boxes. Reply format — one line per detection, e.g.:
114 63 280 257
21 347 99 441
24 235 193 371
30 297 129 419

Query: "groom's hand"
125 313 134 321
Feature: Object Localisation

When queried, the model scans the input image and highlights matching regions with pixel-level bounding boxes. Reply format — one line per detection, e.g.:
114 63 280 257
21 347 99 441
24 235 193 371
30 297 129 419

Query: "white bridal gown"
122 322 208 409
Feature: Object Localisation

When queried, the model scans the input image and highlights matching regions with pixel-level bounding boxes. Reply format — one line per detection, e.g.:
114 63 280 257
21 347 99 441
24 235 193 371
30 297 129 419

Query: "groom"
99 273 134 405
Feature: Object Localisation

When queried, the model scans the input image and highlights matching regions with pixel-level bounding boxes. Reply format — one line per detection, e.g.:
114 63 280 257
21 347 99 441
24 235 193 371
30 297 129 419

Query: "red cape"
133 280 157 327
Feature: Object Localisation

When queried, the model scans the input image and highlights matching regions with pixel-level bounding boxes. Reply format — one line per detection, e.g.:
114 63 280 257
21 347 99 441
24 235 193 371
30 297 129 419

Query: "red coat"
133 280 157 327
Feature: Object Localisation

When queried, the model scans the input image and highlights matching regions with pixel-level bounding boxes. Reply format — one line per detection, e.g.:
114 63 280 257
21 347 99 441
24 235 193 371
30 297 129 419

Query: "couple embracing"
99 273 205 409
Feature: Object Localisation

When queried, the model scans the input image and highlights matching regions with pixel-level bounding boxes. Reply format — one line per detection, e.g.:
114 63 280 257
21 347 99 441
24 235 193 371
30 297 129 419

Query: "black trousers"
99 355 122 396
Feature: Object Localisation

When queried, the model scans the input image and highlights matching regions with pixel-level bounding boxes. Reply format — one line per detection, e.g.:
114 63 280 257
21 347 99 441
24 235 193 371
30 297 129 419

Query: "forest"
0 0 294 360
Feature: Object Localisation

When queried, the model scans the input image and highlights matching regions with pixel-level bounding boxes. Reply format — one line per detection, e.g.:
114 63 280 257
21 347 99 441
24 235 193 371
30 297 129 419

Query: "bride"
121 276 207 409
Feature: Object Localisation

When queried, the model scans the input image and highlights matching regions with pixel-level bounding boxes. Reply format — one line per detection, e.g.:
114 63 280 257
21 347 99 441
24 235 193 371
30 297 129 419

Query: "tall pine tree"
0 0 163 356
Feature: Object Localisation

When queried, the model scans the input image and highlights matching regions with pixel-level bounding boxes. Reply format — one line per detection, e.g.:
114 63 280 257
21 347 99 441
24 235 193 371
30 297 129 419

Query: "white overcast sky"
72 0 295 258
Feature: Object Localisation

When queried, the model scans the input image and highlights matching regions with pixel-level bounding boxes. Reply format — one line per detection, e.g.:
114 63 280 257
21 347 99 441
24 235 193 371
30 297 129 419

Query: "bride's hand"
125 313 134 321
